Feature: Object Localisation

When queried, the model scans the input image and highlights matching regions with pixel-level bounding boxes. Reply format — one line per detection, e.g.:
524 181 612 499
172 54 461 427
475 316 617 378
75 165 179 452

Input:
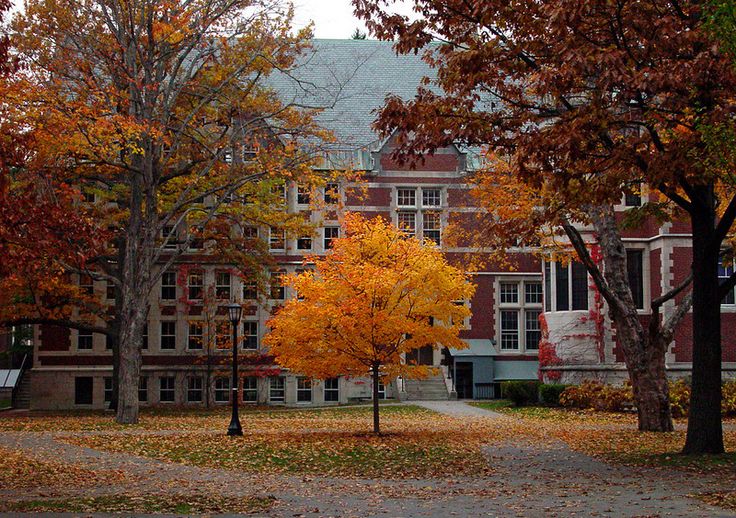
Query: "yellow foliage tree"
264 213 475 433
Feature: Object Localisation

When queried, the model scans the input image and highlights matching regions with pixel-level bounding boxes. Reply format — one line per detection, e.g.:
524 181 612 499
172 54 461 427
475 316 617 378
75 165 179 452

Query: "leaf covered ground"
2 403 736 516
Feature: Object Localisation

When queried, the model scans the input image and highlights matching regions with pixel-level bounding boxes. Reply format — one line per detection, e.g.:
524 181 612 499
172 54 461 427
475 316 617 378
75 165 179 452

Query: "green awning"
449 339 495 357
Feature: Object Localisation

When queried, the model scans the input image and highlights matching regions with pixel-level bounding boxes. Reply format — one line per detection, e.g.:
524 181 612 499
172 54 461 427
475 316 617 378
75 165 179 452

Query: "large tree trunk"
581 207 673 432
115 164 155 425
630 344 673 432
372 363 380 434
684 190 724 454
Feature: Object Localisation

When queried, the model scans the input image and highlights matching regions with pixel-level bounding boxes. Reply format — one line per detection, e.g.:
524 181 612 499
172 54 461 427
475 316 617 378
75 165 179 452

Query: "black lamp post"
225 302 243 436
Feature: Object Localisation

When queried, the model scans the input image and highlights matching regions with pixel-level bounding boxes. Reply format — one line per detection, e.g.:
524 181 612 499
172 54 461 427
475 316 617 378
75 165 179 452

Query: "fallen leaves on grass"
0 493 274 514
694 491 736 511
0 446 126 490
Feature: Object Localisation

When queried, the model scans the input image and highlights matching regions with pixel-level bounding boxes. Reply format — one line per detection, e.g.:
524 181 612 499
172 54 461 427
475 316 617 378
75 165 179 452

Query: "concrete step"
12 375 31 409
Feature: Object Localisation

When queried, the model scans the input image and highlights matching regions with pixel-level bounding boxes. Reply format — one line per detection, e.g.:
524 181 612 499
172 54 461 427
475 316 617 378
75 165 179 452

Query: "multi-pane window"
214 377 230 403
297 235 312 250
243 281 258 300
397 211 416 237
297 186 311 205
525 282 543 304
243 321 258 350
189 227 204 250
216 271 231 300
104 377 113 403
161 271 177 300
187 377 203 403
500 282 519 304
500 310 519 350
79 274 94 295
719 258 735 305
297 378 312 402
106 280 116 301
422 212 441 245
77 330 93 350
626 250 645 310
397 188 416 207
187 322 203 350
571 262 589 311
243 226 259 240
269 227 285 250
324 183 340 204
142 324 148 350
187 271 203 300
625 183 642 207
422 188 441 207
544 262 552 311
139 377 148 402
324 226 339 249
525 310 542 350
270 271 285 300
162 225 177 249
498 280 543 352
551 261 588 311
242 376 257 402
324 378 339 402
269 377 285 402
159 377 175 402
160 321 176 350
378 382 386 400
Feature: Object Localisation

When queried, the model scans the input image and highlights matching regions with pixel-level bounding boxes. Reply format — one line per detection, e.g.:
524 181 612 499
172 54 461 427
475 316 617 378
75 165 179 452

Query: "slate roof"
268 39 436 150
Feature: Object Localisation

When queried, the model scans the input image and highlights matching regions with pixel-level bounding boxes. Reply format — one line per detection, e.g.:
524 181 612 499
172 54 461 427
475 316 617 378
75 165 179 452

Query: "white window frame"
324 378 339 402
297 377 312 403
161 271 177 300
187 377 203 403
324 226 339 250
160 321 177 351
214 377 230 403
242 376 258 403
159 376 175 403
243 321 258 350
269 377 285 402
187 321 203 350
215 271 232 301
496 278 543 354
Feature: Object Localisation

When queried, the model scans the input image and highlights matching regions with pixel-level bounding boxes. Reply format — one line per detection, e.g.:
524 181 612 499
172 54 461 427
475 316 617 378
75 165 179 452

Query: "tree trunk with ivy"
564 206 692 432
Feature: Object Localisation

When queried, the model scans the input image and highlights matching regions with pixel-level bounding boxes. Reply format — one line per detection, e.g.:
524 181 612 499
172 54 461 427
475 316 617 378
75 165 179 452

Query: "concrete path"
412 400 504 417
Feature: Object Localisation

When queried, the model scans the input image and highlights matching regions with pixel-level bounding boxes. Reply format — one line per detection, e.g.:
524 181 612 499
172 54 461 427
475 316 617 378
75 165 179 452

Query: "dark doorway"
406 345 434 365
455 362 473 399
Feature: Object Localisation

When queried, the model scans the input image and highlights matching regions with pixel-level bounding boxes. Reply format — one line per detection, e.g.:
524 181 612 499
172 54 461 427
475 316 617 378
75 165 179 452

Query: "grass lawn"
0 494 274 514
60 405 499 479
0 446 127 490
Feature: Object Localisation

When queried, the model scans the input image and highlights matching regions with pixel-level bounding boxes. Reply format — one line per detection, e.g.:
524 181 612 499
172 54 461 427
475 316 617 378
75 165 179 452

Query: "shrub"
559 380 633 412
723 381 736 416
501 380 540 407
539 383 568 406
668 379 690 418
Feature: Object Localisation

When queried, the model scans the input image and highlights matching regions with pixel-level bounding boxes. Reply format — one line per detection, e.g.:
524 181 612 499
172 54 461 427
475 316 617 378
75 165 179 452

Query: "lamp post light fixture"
224 302 243 436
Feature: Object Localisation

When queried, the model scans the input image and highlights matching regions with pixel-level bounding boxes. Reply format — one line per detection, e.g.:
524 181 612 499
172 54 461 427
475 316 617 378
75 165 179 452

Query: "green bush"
539 383 568 406
501 380 540 407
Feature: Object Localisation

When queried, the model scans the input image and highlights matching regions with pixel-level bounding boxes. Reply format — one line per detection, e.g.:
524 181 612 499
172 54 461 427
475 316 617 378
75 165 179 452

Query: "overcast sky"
292 0 415 39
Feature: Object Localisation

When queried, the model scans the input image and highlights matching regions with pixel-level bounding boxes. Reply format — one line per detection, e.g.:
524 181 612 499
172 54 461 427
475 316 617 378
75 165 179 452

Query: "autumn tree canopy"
265 213 475 433
354 0 736 454
8 0 330 424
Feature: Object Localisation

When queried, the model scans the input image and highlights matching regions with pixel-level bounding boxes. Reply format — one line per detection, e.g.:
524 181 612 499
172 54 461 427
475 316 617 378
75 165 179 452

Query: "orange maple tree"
264 213 475 433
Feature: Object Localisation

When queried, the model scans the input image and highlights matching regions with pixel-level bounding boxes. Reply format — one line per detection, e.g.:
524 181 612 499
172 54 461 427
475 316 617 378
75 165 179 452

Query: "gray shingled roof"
268 39 436 150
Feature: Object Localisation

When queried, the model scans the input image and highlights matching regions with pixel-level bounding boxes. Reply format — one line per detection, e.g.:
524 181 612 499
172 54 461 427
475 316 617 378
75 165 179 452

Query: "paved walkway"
0 404 734 517
412 400 504 417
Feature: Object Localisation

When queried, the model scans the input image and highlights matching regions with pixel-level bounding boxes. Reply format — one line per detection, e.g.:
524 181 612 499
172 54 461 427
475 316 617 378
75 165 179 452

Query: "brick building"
22 39 735 410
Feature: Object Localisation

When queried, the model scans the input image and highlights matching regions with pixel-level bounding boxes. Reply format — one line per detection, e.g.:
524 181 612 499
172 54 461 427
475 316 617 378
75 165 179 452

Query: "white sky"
292 0 415 39
8 0 416 40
